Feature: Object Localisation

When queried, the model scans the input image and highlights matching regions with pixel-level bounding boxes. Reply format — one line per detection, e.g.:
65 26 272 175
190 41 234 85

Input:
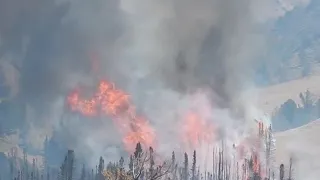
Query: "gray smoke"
0 0 269 166
69 0 266 165
113 0 265 110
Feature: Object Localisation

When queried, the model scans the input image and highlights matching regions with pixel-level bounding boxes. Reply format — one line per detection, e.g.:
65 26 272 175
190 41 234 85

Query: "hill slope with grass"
275 119 320 180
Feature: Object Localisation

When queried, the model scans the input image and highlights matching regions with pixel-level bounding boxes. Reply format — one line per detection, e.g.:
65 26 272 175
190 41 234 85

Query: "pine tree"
128 155 133 177
91 169 94 180
218 150 222 180
32 159 36 180
172 151 176 165
134 142 143 159
279 164 284 180
183 153 189 180
212 149 215 180
119 157 124 171
171 151 177 180
192 151 197 180
23 149 28 180
149 147 155 178
80 165 86 180
97 157 104 180
58 150 74 180
66 150 74 180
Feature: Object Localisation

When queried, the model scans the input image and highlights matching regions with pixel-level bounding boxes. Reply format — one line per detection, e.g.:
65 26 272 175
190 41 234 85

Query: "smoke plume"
0 0 268 168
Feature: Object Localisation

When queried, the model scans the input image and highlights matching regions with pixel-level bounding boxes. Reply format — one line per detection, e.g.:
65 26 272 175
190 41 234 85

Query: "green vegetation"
272 90 320 131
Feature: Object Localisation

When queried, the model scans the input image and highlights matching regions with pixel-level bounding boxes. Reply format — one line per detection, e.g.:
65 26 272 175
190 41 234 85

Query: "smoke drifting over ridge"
0 0 267 166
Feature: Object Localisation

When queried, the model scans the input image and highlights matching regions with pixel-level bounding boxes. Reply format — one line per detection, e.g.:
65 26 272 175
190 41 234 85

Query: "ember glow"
67 80 156 152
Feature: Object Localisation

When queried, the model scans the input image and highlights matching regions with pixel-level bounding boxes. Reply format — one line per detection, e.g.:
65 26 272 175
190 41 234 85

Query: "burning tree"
67 80 156 152
63 78 289 180
100 143 173 180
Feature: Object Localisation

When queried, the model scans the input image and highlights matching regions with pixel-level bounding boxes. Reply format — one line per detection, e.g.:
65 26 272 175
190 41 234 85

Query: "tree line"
272 90 320 131
5 142 294 180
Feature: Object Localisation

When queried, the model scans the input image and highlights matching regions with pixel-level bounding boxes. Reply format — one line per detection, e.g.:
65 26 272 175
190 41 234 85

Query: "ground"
257 75 320 179
275 120 320 179
257 75 320 114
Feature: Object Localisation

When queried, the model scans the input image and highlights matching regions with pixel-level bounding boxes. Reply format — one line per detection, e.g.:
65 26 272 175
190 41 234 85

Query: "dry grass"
256 75 320 179
257 75 320 114
275 120 320 179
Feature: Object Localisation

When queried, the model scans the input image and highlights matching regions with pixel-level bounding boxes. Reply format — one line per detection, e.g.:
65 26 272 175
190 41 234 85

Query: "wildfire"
182 112 215 148
66 80 156 152
252 154 260 174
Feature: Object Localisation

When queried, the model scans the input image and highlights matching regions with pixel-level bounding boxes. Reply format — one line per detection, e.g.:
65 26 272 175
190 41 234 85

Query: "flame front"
67 80 156 152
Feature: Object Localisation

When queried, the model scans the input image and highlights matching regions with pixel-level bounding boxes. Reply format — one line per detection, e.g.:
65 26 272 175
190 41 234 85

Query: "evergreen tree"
128 155 133 176
183 153 189 180
149 147 155 178
171 151 177 180
134 142 143 159
97 157 104 180
279 164 284 180
192 151 197 180
172 151 176 165
119 157 124 171
23 149 28 180
66 150 74 180
80 165 86 180
32 159 36 180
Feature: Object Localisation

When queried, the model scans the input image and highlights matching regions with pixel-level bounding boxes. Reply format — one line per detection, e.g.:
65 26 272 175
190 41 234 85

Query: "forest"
272 89 320 131
5 124 294 180
5 143 294 180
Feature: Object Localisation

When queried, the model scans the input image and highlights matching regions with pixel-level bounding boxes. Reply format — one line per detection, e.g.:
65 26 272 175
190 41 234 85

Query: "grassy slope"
257 75 320 114
0 137 16 152
257 75 320 179
275 120 320 179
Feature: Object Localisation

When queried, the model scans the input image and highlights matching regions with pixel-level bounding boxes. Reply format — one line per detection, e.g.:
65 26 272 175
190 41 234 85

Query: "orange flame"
182 112 215 148
67 80 156 152
253 154 259 174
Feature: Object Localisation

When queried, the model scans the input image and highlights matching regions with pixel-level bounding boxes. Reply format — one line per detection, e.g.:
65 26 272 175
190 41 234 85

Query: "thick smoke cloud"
114 0 265 110
0 0 267 167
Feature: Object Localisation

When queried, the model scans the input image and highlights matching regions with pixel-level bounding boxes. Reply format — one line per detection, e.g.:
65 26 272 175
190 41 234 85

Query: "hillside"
275 119 320 180
0 134 17 152
257 75 320 114
0 132 43 166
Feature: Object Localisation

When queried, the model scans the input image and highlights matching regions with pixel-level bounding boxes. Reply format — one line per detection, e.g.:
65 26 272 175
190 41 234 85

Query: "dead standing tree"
129 143 173 180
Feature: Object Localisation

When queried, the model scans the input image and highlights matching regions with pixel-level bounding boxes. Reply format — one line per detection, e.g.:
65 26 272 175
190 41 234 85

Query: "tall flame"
67 80 156 152
182 112 215 149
